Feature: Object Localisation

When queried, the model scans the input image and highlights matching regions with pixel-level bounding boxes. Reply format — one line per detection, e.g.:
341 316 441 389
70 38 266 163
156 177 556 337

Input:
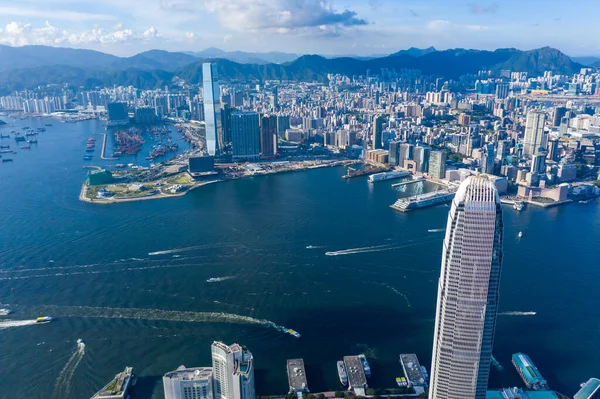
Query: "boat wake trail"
499 311 536 316
148 243 245 256
0 319 37 330
428 228 446 233
379 283 411 307
306 245 325 249
325 244 398 256
52 342 85 399
206 276 235 283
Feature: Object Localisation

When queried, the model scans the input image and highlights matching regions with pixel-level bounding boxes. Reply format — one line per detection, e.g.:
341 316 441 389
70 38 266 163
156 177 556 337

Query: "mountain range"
0 45 590 93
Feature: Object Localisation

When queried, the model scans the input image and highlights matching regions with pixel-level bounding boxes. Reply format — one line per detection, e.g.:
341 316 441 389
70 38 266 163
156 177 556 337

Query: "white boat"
513 201 525 211
0 308 11 316
368 170 411 183
77 338 85 348
337 361 348 386
36 316 53 324
517 232 523 238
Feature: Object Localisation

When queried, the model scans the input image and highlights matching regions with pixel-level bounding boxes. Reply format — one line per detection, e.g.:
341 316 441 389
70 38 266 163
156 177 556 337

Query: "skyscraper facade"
428 150 446 179
523 111 547 157
163 366 214 399
203 63 223 156
231 112 260 161
260 115 278 157
211 342 255 399
429 175 504 399
372 115 384 149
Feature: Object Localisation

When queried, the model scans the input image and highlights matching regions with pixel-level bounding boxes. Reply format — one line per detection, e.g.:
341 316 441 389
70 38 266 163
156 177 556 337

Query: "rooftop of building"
486 388 559 399
574 378 600 399
163 366 213 381
512 353 547 385
399 354 426 386
286 358 308 392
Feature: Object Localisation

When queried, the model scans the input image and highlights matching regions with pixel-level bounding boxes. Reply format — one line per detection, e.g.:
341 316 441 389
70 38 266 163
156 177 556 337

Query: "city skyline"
1 0 600 57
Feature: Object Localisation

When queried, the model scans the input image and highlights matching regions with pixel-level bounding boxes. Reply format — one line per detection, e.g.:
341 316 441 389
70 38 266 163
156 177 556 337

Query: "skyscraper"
428 151 446 179
231 112 260 161
211 342 255 399
372 115 384 149
203 63 223 156
429 175 503 399
523 111 547 157
163 366 214 399
260 115 278 157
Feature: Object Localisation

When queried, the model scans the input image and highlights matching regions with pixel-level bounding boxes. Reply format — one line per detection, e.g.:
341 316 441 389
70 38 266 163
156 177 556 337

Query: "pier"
399 354 427 395
344 356 367 396
91 366 134 399
95 132 118 161
391 176 424 187
287 359 309 394
512 353 549 391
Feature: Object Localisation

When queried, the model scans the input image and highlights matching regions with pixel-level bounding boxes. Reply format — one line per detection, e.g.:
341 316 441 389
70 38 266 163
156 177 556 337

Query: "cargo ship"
368 170 411 183
337 361 348 386
391 190 455 212
358 354 371 377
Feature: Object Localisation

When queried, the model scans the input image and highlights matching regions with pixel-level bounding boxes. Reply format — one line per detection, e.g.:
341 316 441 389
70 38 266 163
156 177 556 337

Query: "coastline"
79 160 356 205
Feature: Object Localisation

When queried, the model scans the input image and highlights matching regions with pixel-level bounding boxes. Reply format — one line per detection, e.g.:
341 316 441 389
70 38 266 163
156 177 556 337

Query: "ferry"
337 360 348 386
368 170 411 183
358 354 371 377
513 201 525 211
396 377 408 388
36 316 53 324
287 329 301 338
391 190 456 212
0 308 11 316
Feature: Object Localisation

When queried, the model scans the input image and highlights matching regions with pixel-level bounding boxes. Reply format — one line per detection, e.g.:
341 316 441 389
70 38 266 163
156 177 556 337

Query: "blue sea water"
0 116 599 398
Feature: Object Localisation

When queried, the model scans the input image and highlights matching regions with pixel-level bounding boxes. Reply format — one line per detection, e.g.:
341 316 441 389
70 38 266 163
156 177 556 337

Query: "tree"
366 389 376 396
306 394 316 399
317 394 326 399
334 392 344 398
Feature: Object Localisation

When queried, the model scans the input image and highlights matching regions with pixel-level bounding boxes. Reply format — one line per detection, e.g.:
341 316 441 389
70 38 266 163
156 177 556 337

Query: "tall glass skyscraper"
429 175 503 399
203 63 222 156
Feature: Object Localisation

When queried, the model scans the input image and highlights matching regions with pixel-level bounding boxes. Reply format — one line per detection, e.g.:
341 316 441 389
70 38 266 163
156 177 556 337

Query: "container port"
91 366 135 399
399 354 427 394
287 359 309 393
343 356 367 396
391 190 455 212
512 353 549 390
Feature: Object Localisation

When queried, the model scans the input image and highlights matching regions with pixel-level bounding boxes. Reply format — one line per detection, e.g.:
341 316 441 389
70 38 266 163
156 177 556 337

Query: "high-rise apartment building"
163 366 214 399
203 63 223 156
260 115 278 157
429 175 503 399
428 151 446 179
523 111 547 157
211 342 255 399
231 112 260 161
399 143 414 166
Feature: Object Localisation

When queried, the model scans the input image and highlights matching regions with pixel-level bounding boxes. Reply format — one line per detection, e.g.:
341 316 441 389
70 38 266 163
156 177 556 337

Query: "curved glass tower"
203 63 222 156
429 175 503 399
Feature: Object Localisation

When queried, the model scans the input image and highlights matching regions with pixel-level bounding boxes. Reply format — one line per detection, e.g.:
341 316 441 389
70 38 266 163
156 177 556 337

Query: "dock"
399 354 427 394
287 359 309 393
575 378 600 399
391 176 424 187
512 353 549 390
343 356 367 396
91 366 134 399
95 132 119 161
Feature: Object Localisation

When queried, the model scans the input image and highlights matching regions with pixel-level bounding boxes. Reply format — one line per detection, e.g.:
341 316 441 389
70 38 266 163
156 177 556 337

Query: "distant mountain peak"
391 46 438 58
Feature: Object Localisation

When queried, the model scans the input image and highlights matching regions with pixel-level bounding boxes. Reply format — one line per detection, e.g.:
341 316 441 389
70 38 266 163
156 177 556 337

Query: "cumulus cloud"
0 5 116 21
203 0 367 32
0 21 161 47
468 3 499 14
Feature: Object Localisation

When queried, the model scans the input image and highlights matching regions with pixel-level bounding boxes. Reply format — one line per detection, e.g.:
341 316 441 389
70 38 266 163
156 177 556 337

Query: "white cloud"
0 21 162 47
0 5 116 21
203 0 367 32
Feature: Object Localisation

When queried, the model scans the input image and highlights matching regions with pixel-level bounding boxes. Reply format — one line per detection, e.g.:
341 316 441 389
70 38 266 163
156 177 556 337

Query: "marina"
287 359 309 393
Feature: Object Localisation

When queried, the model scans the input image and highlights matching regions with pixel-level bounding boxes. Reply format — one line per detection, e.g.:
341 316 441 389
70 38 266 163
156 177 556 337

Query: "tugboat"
337 360 348 386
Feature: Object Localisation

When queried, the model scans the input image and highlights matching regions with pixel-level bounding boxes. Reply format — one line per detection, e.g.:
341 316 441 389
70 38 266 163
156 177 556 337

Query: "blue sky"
0 0 598 56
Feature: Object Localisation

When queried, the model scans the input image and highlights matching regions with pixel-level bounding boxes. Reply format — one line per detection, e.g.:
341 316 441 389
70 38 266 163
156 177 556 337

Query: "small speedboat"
36 316 53 324
517 231 523 238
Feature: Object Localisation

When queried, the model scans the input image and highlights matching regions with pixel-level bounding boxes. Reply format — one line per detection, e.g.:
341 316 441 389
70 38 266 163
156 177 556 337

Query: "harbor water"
0 116 599 398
